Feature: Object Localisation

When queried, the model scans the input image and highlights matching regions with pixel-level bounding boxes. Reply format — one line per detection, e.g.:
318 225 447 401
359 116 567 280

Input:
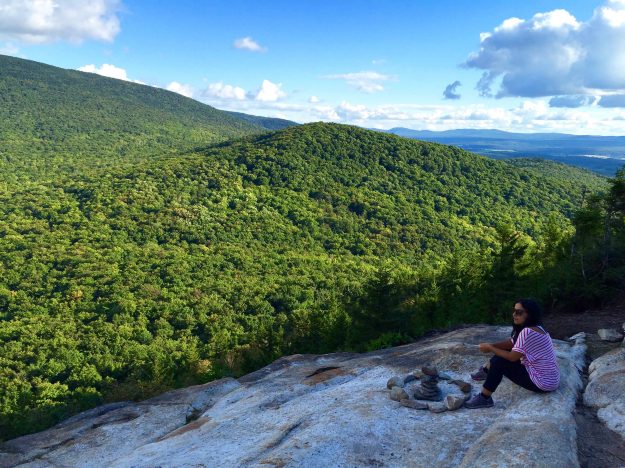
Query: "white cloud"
308 95 320 103
291 99 625 134
233 36 267 52
0 0 121 44
324 71 395 93
77 63 144 84
312 105 339 120
200 79 286 103
0 42 19 55
197 89 625 135
203 81 247 101
254 79 286 102
465 1 625 99
166 81 194 98
465 0 625 100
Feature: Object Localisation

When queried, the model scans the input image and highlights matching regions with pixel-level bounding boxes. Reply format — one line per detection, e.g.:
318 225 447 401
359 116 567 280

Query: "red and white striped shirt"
511 326 560 391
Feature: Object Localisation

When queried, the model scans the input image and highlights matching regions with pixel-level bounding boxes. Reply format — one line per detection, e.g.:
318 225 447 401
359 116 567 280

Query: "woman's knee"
489 355 506 369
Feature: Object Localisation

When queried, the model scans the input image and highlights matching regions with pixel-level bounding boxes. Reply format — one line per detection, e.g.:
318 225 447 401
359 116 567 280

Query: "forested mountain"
224 110 297 130
0 55 620 441
0 54 288 177
0 114 610 439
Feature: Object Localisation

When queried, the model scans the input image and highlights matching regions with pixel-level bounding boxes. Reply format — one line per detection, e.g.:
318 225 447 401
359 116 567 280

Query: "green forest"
1 55 624 441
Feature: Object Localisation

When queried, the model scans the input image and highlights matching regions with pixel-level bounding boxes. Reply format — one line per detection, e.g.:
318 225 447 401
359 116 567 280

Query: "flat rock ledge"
583 345 625 440
1 326 585 468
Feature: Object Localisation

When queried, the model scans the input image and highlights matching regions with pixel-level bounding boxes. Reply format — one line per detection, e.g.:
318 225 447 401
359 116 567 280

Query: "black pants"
483 356 546 393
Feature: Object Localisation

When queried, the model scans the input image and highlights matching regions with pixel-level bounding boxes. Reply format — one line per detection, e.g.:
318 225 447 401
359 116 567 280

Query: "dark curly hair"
511 298 543 343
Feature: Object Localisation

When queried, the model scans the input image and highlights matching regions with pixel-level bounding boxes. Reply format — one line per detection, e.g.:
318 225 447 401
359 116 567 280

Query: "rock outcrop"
597 328 624 342
583 346 625 440
0 326 586 467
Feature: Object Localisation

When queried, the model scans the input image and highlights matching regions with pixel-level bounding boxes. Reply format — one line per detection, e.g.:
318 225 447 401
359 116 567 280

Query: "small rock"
422 365 438 376
387 376 404 389
420 375 438 384
598 328 623 342
438 372 452 380
414 388 442 401
412 370 424 379
403 374 417 385
427 402 447 413
399 399 428 410
449 380 472 393
389 386 409 402
445 395 467 411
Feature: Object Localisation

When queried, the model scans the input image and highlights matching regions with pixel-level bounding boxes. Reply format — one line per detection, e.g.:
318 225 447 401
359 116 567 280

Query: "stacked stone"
413 365 442 401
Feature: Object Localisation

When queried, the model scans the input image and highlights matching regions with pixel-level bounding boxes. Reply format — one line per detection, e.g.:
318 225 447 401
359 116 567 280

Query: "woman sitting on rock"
464 298 560 409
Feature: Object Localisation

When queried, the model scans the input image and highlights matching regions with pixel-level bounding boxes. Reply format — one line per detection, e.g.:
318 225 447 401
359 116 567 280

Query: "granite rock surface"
583 346 625 441
1 326 586 467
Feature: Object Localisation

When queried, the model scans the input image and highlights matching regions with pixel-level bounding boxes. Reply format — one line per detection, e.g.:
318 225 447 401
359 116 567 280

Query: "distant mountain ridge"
387 127 625 142
384 127 625 176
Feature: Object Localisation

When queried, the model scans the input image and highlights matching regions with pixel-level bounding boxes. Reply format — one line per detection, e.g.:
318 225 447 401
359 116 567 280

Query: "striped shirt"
511 326 560 391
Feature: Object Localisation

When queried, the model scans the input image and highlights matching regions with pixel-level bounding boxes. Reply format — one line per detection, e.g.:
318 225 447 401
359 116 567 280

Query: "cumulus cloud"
0 0 121 44
309 95 320 103
443 80 462 100
254 79 286 101
324 71 395 93
202 79 286 102
549 95 597 108
166 81 194 98
203 81 247 101
78 63 143 83
465 1 625 98
598 94 625 107
0 42 19 55
192 90 625 135
295 98 625 134
233 36 267 52
313 105 339 120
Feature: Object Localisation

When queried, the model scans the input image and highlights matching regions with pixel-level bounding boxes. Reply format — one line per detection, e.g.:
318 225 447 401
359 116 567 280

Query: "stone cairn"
386 364 472 413
413 365 441 401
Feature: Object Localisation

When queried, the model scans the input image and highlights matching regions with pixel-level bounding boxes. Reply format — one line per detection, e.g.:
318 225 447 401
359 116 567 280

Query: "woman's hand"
479 343 493 353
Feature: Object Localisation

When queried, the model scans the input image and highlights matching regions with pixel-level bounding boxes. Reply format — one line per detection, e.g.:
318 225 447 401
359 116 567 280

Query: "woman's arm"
479 343 523 362
491 339 513 351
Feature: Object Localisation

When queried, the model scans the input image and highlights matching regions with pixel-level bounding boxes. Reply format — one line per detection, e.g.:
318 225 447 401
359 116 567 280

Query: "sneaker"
464 392 494 409
470 366 488 381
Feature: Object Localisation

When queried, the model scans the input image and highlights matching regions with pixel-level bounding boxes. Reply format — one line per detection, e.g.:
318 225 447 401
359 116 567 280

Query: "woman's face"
513 302 527 325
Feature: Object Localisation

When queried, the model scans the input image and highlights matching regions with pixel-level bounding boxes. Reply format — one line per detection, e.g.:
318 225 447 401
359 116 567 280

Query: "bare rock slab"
584 347 625 440
0 326 586 467
427 402 448 413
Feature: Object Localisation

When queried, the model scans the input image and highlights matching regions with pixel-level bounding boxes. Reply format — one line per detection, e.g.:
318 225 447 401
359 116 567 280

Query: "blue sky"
2 0 625 134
